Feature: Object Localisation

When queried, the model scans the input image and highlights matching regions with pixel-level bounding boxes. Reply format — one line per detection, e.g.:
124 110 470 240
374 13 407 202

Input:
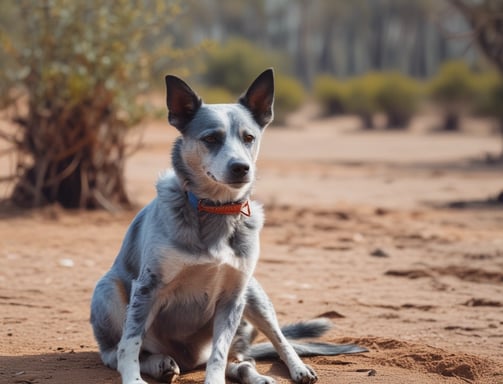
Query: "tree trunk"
318 19 336 74
359 113 375 130
10 93 133 210
499 117 503 160
296 0 311 87
386 111 411 130
443 112 460 131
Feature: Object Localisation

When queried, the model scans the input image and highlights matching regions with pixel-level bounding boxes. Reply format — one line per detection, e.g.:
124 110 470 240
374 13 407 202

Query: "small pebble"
370 248 389 258
353 233 365 243
356 368 377 376
58 258 74 268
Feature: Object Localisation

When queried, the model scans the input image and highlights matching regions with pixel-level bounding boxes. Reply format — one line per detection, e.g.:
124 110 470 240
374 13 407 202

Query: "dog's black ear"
239 68 274 128
165 75 202 132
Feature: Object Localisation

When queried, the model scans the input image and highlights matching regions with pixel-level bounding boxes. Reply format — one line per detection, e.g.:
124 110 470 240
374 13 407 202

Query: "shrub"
473 71 503 118
199 75 305 126
203 39 283 95
197 86 235 104
313 72 421 129
375 72 421 129
313 75 349 116
0 1 189 209
273 74 306 125
485 78 503 121
201 40 302 125
429 60 478 131
345 73 383 129
473 72 503 157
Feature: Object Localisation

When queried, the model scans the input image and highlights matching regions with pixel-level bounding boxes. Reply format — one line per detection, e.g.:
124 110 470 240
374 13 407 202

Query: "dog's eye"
202 134 218 144
243 134 255 144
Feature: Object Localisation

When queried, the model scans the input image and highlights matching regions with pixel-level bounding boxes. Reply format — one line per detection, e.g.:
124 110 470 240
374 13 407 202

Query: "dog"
90 69 366 384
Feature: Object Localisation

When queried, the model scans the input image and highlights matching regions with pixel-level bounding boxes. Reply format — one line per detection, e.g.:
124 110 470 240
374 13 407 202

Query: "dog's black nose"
230 162 250 178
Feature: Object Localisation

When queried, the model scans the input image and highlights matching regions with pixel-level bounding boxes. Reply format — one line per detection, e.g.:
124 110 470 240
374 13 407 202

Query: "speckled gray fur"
90 69 365 384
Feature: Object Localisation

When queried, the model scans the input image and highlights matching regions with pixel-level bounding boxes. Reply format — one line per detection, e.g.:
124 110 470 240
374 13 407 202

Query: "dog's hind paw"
141 354 180 383
292 364 318 384
157 356 180 383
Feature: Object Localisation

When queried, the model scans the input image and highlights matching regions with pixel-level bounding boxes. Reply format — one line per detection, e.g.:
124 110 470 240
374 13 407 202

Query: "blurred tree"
450 0 503 159
295 0 309 85
473 73 503 157
178 0 471 82
450 0 503 73
450 0 503 203
0 0 190 210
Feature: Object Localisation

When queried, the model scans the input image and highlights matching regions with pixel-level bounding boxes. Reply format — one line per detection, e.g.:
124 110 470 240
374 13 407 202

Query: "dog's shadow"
0 351 119 383
0 352 291 384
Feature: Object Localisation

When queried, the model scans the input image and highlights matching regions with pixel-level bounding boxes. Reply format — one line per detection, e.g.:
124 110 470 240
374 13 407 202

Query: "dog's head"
165 69 274 202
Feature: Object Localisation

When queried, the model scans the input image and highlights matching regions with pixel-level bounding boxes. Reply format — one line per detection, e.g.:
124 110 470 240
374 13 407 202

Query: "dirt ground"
1 110 503 384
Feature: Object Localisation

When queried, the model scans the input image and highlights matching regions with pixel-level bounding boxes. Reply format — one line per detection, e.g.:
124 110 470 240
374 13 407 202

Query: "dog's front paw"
292 364 318 384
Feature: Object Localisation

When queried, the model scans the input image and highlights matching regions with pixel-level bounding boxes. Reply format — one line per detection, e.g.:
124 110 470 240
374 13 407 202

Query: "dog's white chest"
208 240 240 268
160 238 253 283
158 243 250 305
152 249 248 341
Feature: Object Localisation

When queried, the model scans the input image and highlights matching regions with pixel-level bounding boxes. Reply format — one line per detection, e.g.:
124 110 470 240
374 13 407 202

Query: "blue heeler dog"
90 69 366 384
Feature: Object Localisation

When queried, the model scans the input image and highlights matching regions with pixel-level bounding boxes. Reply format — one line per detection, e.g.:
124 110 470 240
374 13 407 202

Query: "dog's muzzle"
227 161 251 185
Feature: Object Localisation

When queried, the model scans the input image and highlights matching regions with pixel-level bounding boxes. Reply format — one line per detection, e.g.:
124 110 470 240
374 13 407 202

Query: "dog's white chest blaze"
144 247 251 366
159 250 247 299
208 239 243 268
158 238 255 284
151 245 252 332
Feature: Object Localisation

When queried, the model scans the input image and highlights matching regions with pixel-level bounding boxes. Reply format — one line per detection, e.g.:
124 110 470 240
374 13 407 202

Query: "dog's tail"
249 341 367 359
249 318 368 360
279 317 333 339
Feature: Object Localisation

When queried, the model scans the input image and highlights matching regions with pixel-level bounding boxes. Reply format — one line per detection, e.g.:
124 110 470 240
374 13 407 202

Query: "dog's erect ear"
165 75 202 132
239 68 274 128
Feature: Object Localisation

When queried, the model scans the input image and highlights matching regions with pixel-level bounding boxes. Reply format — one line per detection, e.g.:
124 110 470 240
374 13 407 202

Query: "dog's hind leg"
116 269 160 384
90 275 128 369
245 278 317 384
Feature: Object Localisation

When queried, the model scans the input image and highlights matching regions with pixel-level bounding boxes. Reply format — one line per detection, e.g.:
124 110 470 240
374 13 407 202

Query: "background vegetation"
0 0 502 210
0 0 198 209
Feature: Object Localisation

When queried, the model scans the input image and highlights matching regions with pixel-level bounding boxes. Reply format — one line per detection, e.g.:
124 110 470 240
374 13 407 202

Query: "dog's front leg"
117 271 159 384
205 295 246 384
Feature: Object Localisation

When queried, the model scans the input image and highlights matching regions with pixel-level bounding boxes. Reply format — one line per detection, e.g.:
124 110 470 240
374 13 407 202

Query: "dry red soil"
1 112 502 383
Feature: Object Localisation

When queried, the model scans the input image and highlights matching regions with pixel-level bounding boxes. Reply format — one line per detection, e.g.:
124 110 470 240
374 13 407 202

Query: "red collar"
187 191 251 217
